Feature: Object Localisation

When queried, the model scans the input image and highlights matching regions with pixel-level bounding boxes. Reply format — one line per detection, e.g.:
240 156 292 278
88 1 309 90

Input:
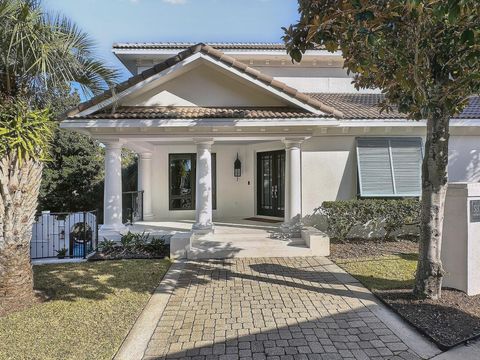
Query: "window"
169 153 217 210
356 137 422 197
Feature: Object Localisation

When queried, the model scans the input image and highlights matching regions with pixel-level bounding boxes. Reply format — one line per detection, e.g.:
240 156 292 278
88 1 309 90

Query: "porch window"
356 137 422 197
169 153 217 210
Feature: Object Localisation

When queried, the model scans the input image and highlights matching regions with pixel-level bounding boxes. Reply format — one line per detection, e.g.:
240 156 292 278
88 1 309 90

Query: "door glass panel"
262 156 272 210
170 154 194 210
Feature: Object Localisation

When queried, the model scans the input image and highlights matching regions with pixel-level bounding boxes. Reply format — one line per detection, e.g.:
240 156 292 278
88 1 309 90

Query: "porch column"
100 141 126 232
283 138 303 230
192 139 214 234
138 152 154 220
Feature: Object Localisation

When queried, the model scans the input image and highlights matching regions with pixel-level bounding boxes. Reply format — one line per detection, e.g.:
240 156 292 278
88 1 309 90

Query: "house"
60 42 480 253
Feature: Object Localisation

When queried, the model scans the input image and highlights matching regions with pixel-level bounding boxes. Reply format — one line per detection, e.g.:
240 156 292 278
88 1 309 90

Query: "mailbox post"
441 183 480 296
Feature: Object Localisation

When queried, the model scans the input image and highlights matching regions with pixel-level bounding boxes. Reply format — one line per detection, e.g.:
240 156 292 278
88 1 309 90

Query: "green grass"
0 259 170 360
335 253 418 290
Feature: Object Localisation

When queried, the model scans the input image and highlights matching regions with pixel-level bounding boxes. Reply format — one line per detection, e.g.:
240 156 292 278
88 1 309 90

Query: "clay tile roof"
73 106 324 120
64 43 342 119
308 93 480 119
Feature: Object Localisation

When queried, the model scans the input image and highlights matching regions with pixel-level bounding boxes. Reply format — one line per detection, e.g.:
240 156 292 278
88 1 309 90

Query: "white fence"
30 210 98 259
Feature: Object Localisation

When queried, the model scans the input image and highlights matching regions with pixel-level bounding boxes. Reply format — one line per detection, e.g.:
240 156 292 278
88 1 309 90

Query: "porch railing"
123 190 144 224
30 210 98 260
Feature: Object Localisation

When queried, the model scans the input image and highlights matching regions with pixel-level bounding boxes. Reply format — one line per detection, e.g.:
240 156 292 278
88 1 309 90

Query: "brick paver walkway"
143 257 421 360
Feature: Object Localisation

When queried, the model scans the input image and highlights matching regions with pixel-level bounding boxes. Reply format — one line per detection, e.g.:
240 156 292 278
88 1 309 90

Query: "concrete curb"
114 260 186 360
327 261 442 359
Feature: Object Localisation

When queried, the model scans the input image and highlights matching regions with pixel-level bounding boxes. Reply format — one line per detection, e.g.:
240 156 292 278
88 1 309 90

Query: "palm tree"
0 0 118 314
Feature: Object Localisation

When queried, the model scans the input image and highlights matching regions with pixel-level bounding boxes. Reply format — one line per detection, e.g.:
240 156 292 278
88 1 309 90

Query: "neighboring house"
60 42 480 236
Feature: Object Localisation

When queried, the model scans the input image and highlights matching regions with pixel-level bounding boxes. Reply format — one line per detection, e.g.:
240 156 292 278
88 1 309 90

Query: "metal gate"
30 210 98 259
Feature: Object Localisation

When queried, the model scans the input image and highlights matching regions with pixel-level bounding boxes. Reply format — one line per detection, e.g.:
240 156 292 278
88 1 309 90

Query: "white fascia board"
60 117 338 129
198 54 326 115
339 119 480 127
112 48 342 57
74 53 204 117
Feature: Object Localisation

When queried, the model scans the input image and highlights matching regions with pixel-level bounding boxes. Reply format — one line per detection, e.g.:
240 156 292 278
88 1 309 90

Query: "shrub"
320 199 420 241
143 237 168 257
98 239 116 253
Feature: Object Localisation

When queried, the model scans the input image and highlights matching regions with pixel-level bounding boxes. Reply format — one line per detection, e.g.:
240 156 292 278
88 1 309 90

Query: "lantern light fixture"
234 153 241 180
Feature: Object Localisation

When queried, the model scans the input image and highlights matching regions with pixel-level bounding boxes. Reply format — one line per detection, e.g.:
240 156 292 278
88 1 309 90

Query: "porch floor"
127 218 314 258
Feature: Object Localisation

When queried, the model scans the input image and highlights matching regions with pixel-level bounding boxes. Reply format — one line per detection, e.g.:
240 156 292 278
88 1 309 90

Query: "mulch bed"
88 246 169 261
330 238 418 260
330 238 480 349
377 289 480 349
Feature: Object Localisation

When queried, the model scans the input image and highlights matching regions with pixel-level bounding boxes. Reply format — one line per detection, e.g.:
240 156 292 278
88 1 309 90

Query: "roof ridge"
63 43 344 119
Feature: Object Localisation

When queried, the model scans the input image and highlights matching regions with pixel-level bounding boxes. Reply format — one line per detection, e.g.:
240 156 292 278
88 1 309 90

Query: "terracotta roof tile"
63 43 341 119
308 93 480 119
71 106 324 120
113 42 288 50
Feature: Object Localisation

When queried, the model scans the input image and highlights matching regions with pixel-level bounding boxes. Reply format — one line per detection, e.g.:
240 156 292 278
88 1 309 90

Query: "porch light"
234 153 241 180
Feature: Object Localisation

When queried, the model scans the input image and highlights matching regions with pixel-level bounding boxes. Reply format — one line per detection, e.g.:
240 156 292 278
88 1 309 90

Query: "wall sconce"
234 153 241 181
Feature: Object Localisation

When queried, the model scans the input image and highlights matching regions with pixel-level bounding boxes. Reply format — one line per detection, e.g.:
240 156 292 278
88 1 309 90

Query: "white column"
283 138 303 229
100 141 126 232
138 152 154 220
192 139 214 234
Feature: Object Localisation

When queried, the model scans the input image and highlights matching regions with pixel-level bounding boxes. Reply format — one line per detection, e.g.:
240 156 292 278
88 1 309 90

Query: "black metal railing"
122 190 144 224
30 210 98 260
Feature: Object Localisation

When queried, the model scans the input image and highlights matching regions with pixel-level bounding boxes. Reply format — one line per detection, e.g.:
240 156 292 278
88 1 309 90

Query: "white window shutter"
357 137 422 197
390 138 422 196
356 138 395 196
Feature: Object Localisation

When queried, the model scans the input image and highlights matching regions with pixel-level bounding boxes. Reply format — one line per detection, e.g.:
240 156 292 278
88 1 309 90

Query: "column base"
99 223 128 238
191 222 215 235
143 213 155 221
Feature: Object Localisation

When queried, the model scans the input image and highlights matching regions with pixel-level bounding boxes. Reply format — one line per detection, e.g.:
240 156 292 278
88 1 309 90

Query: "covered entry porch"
100 136 307 237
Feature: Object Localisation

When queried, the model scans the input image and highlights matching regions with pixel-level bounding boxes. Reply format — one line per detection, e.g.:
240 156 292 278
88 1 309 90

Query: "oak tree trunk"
414 113 449 300
0 155 43 315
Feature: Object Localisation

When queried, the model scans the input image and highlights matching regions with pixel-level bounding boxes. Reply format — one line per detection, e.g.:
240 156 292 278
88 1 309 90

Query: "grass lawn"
0 259 170 360
334 253 418 290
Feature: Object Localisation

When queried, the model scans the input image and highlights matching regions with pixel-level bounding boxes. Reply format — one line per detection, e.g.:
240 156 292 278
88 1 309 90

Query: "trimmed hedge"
320 199 420 241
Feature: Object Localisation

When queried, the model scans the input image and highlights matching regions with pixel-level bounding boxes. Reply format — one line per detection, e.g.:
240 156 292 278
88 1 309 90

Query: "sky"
43 0 300 81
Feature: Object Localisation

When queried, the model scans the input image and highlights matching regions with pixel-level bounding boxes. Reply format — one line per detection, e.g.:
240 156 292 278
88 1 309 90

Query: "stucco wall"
145 134 480 221
123 63 286 107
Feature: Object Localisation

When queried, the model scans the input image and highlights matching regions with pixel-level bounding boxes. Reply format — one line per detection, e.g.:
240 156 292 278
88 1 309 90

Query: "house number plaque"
470 200 480 223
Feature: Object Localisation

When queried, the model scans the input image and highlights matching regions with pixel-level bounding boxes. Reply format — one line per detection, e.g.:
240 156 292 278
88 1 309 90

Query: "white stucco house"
60 42 480 257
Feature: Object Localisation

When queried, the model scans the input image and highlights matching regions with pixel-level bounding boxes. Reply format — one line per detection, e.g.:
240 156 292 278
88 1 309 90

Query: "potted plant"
56 248 68 259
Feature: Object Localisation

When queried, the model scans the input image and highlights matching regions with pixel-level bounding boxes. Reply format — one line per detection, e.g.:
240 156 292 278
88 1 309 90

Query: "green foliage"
283 1 479 120
143 237 167 257
321 199 420 241
55 248 67 258
0 98 53 162
38 126 104 213
0 0 119 99
98 239 116 253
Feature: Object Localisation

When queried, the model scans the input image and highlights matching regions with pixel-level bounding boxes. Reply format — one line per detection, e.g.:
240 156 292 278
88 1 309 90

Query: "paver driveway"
143 257 423 360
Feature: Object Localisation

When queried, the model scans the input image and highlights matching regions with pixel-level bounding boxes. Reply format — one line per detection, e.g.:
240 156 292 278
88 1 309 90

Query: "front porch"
124 218 322 259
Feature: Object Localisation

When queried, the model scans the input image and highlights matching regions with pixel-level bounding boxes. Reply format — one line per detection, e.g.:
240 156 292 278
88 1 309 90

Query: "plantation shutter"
357 137 422 197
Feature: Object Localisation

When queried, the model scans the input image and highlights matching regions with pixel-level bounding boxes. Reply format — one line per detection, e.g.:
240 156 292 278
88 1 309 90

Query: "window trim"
168 153 217 211
356 137 423 198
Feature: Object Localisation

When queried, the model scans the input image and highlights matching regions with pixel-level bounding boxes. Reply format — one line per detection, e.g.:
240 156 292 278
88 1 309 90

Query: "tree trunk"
0 155 43 315
414 113 449 300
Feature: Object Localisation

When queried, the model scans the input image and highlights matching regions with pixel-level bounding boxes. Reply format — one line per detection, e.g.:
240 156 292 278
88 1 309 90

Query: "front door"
257 150 285 217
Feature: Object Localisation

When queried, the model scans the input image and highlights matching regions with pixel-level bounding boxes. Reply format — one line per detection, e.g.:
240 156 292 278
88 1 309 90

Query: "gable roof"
64 43 343 119
309 93 480 120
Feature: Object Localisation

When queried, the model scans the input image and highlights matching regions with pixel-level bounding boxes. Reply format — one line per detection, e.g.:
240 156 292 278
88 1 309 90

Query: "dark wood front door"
257 150 285 217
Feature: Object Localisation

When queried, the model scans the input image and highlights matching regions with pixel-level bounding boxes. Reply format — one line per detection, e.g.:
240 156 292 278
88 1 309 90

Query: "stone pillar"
100 141 126 232
283 138 303 231
192 139 214 234
138 152 154 220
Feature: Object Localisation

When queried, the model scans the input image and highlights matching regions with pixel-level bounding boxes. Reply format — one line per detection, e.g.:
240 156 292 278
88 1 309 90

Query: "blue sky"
43 0 299 80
